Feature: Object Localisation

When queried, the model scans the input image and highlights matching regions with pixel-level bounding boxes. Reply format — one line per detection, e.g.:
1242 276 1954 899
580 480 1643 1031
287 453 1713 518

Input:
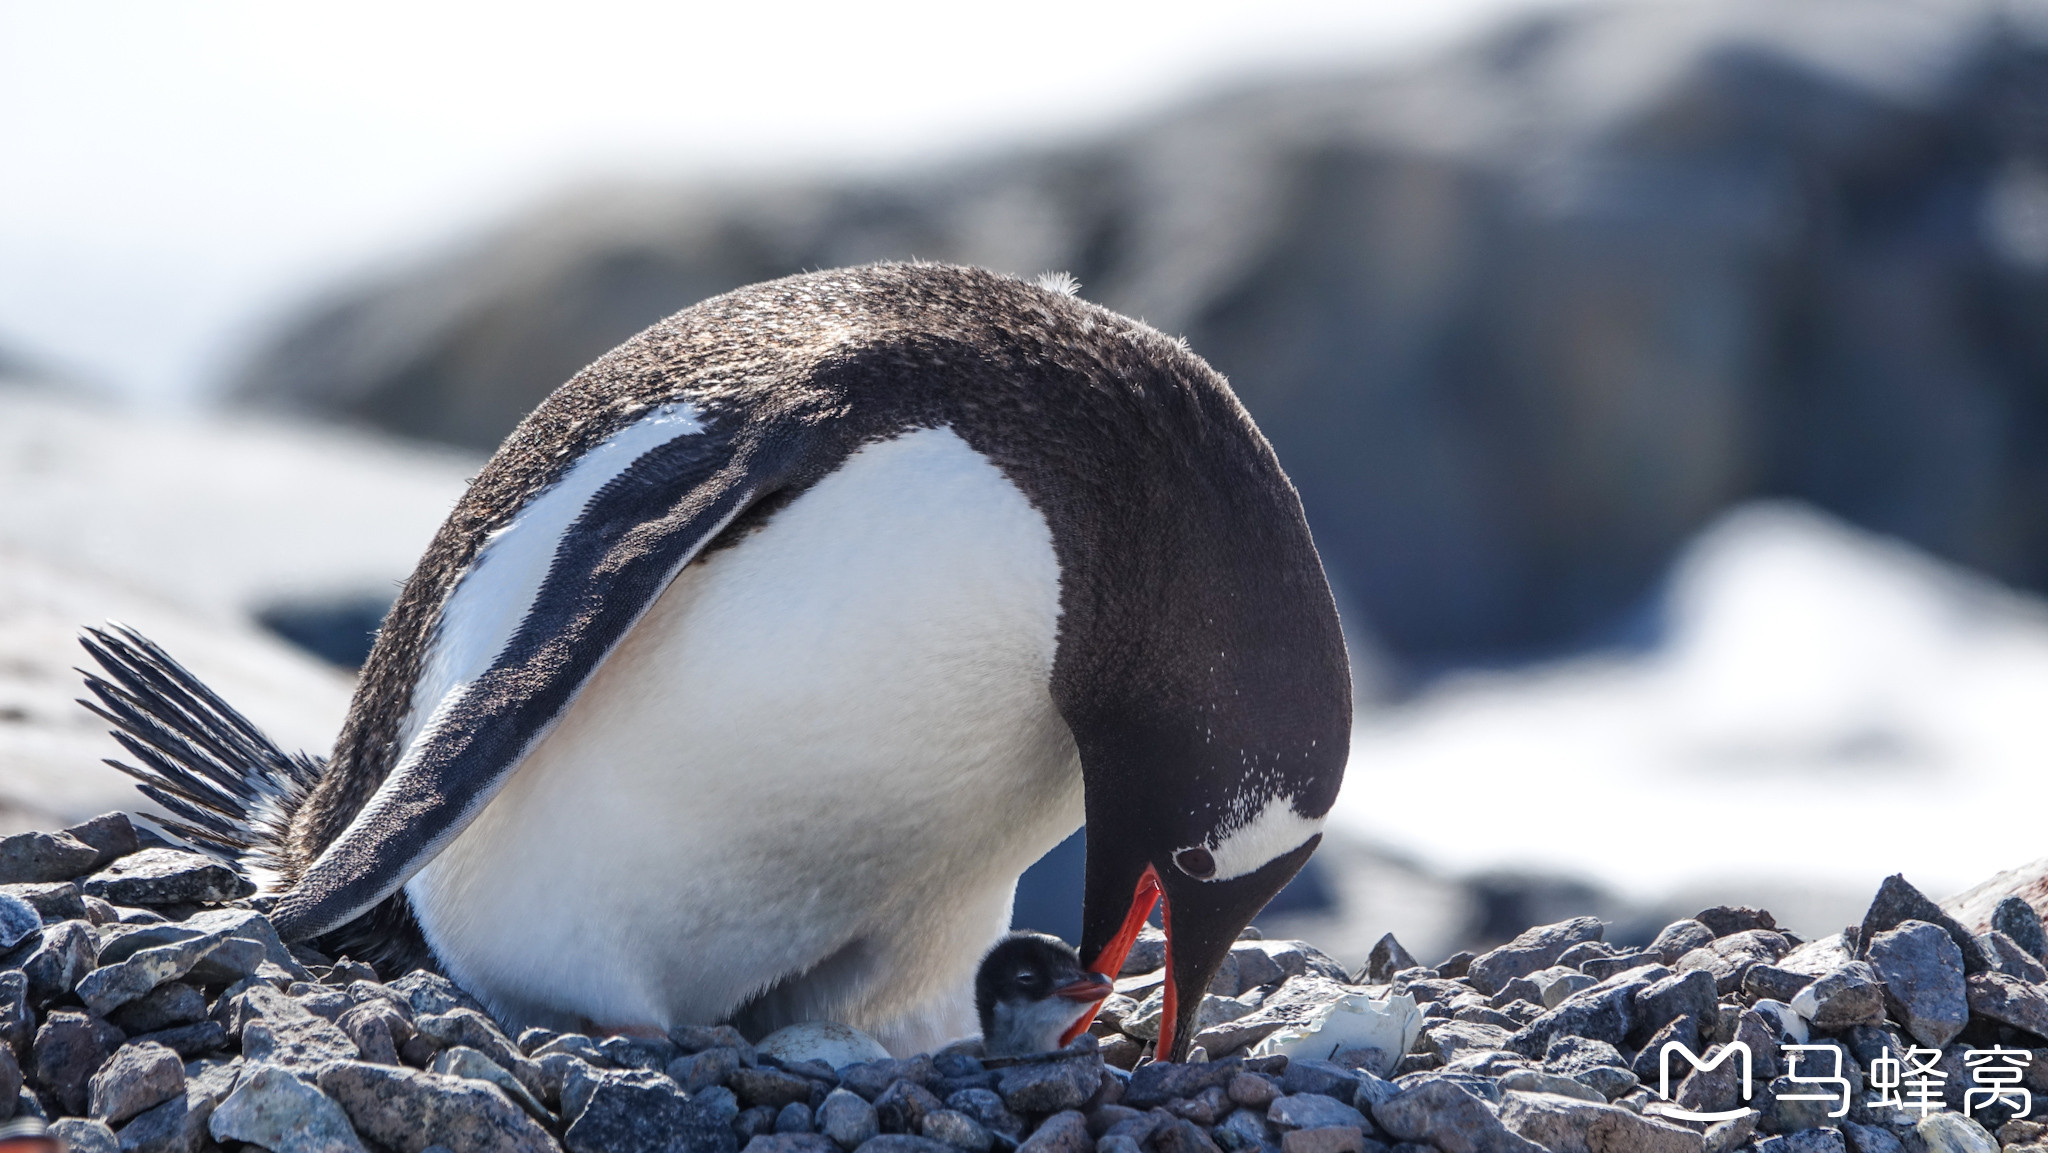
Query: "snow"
1332 502 2048 932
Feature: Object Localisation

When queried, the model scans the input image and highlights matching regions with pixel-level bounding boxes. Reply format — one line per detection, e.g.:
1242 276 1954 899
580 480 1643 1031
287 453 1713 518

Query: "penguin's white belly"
405 427 1082 1051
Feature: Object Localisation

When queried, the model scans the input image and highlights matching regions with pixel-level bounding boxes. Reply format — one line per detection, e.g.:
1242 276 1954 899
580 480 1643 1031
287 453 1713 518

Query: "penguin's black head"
1044 356 1353 1062
974 932 1114 1057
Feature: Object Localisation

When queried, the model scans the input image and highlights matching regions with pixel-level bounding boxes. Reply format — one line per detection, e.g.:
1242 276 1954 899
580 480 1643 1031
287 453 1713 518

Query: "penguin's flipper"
76 623 322 869
271 421 814 942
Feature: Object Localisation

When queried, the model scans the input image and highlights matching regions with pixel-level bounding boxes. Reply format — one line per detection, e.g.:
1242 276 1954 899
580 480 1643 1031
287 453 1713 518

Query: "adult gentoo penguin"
80 262 1350 1061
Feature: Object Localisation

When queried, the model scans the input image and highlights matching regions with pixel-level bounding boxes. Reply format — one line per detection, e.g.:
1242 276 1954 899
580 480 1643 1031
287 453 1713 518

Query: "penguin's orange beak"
1060 864 1162 1047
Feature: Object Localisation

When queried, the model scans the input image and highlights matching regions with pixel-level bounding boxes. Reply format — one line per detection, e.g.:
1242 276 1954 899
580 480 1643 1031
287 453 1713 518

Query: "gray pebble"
48 1117 118 1153
1990 896 2047 961
819 1086 880 1148
87 1040 183 1124
775 1101 815 1134
320 1060 559 1153
1268 1093 1367 1132
920 1109 991 1153
0 882 85 923
0 831 102 885
208 1062 366 1153
80 849 254 906
30 1008 125 1114
0 895 40 951
1865 920 1968 1048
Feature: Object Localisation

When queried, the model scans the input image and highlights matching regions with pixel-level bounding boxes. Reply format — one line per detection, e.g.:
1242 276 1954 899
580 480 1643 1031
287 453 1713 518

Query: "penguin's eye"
1016 969 1038 986
1174 847 1217 879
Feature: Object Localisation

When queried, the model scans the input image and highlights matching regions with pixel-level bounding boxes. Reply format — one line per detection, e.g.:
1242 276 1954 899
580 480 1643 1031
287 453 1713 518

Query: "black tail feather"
76 623 318 868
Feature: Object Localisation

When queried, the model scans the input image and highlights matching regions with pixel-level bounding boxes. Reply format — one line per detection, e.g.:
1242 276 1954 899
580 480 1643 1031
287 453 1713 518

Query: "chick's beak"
1055 972 1115 1003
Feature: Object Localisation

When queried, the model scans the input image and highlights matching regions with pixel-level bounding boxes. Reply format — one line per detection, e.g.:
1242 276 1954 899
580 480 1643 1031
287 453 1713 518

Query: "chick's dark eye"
1174 847 1217 879
1016 969 1037 985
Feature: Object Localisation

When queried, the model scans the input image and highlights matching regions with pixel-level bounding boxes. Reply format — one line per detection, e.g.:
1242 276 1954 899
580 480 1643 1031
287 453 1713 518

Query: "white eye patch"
1198 794 1324 882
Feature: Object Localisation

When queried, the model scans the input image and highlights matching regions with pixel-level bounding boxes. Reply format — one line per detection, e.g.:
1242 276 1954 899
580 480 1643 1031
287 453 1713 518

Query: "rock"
1542 1037 1626 1076
1467 919 1605 996
818 1087 880 1148
943 1088 1022 1139
734 1067 822 1111
386 971 491 1019
1228 1071 1282 1109
745 1137 840 1153
1991 897 2048 961
1649 922 1716 967
413 1010 541 1098
115 1088 214 1153
79 932 251 1017
1118 929 1167 977
63 814 140 871
1542 975 1597 1009
130 1022 230 1060
1151 1117 1222 1153
32 1009 125 1114
1858 877 1991 975
1628 1018 1699 1086
1496 1090 1704 1153
320 1061 560 1153
338 1001 407 1066
21 919 96 1005
756 1023 890 1069
1423 1021 1511 1064
994 1061 1097 1115
432 1047 554 1126
0 895 39 952
1742 966 1816 1004
241 1006 363 1071
1752 1131 1846 1153
1837 1122 1901 1153
1694 908 1776 938
1371 1079 1542 1153
1630 971 1717 1045
1580 954 1662 981
1496 1070 1602 1103
208 1063 367 1153
0 1044 20 1117
838 1058 936 1102
81 849 255 906
1124 1061 1239 1109
1279 1128 1366 1153
1914 1112 1997 1153
0 830 102 883
49 1118 119 1153
875 1079 944 1133
1365 936 1418 985
1508 973 1650 1058
1268 1093 1367 1132
1979 931 2048 983
595 1035 676 1072
88 1042 184 1125
1017 1113 1091 1153
860 1138 955 1153
109 984 207 1036
1788 963 1887 1030
920 1109 992 1153
1964 972 2048 1036
1865 921 1969 1047
1 881 86 922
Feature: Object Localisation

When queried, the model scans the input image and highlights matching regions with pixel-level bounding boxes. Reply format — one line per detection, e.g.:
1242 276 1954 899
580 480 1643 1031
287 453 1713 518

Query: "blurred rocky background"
11 0 2048 969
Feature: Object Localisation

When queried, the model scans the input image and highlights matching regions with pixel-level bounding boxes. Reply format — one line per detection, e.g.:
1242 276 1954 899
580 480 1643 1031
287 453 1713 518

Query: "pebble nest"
3 814 2047 1153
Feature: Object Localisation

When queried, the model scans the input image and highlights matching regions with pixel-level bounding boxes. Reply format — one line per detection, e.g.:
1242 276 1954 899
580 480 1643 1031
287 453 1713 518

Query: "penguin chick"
975 932 1114 1057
